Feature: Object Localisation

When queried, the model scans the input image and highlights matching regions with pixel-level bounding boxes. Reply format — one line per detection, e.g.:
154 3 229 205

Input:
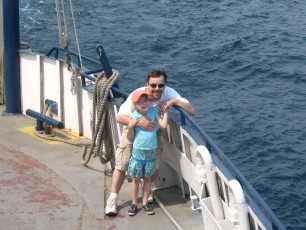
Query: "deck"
0 105 202 230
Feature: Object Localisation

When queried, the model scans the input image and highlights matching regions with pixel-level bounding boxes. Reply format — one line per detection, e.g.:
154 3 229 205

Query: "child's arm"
157 109 169 129
127 117 139 140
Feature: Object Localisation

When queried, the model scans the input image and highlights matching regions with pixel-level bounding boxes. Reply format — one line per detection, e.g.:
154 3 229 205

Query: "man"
105 68 195 216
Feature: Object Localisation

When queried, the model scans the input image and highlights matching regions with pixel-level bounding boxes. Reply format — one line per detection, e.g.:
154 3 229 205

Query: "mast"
0 0 4 105
2 0 21 114
0 0 3 49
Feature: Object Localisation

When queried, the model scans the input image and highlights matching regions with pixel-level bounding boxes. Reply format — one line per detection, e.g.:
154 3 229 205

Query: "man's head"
146 69 167 101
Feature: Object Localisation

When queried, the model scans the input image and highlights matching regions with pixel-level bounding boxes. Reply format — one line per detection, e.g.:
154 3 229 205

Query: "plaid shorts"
128 148 156 178
115 126 163 171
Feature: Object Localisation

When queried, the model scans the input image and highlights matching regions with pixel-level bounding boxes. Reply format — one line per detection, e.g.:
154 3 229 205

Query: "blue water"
19 0 306 229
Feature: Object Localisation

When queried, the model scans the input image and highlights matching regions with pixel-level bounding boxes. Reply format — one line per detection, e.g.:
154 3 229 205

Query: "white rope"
55 0 62 41
55 0 70 49
34 130 91 147
70 67 79 95
69 0 83 70
55 0 84 96
61 0 68 35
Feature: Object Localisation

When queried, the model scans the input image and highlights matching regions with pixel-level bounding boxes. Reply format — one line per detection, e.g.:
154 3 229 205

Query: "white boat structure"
0 1 286 229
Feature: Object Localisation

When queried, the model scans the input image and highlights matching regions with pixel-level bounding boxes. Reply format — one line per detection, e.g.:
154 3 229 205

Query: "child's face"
135 95 149 113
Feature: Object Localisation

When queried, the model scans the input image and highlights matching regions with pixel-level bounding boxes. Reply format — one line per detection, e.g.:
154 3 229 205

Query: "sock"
109 192 117 199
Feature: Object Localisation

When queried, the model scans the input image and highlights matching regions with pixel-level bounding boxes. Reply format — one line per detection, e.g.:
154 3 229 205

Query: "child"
127 90 169 216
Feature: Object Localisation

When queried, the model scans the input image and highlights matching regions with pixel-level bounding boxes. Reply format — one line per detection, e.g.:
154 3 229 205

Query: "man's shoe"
105 197 118 216
142 203 155 215
148 193 155 204
128 204 137 216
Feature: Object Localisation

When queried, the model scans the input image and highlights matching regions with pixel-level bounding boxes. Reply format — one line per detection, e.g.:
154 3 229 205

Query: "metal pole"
0 0 3 49
3 0 21 114
0 0 4 105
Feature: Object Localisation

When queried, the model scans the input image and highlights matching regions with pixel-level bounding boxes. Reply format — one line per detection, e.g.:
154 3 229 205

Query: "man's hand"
137 117 155 130
159 99 174 112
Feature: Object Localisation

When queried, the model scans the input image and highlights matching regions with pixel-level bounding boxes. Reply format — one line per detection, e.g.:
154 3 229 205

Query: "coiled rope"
81 69 120 165
34 129 91 146
32 100 91 146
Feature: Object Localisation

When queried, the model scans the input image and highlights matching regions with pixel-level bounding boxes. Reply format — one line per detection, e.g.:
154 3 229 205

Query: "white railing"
152 119 267 229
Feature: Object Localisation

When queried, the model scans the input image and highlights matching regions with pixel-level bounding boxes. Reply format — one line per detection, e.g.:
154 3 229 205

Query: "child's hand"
128 117 140 128
159 99 174 112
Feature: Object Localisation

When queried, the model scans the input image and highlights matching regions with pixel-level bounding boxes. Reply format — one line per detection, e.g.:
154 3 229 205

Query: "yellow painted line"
18 126 62 145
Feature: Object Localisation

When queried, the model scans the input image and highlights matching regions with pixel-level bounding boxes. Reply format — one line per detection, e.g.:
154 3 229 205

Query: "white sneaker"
105 197 118 216
148 193 154 204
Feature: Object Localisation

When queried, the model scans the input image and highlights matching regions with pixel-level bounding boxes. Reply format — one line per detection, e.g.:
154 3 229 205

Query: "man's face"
146 76 165 101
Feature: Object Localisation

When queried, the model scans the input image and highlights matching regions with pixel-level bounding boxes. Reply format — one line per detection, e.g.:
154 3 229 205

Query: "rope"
0 47 5 105
34 130 91 147
69 0 83 70
55 0 83 70
61 0 68 35
55 0 70 49
55 0 62 43
70 68 78 95
81 69 120 166
34 94 91 147
55 0 83 96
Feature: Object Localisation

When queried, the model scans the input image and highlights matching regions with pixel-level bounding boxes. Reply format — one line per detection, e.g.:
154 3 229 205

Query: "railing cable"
68 0 83 70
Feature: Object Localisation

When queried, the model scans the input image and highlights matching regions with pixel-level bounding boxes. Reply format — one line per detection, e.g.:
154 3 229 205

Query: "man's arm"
117 115 155 130
159 99 195 116
174 99 195 116
116 115 130 126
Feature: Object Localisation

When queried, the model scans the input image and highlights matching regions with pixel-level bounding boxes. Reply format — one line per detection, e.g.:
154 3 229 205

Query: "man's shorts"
114 126 164 171
114 126 133 171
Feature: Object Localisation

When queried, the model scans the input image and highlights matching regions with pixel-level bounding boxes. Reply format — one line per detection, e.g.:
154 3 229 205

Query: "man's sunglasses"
149 83 165 89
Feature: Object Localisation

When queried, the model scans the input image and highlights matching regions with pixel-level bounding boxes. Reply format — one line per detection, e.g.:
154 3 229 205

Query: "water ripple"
19 0 306 228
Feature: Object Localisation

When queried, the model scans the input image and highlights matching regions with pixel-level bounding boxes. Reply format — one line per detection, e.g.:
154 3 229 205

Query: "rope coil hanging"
81 69 119 165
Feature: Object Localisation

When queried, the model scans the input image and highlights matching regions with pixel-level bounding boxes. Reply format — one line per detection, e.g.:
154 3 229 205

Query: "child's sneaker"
128 204 137 216
142 203 155 215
